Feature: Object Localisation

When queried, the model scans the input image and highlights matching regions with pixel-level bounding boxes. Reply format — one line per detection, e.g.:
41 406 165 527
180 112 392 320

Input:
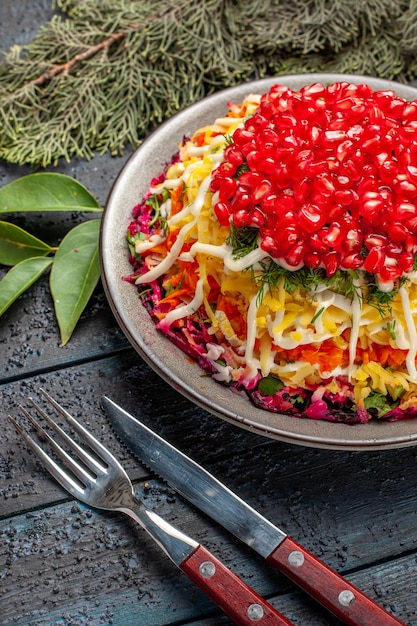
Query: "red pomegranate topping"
210 82 417 281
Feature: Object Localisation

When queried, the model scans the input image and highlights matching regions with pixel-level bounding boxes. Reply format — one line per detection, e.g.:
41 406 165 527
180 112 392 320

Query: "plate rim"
100 73 417 451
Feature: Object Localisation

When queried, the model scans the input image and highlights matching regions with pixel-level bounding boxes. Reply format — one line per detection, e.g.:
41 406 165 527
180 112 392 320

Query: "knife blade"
102 396 406 626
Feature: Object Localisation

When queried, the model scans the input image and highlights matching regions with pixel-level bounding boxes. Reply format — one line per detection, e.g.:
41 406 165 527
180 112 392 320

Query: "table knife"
101 396 406 626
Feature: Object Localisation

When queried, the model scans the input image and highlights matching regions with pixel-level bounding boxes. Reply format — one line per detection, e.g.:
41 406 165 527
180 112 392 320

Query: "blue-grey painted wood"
1 3 416 625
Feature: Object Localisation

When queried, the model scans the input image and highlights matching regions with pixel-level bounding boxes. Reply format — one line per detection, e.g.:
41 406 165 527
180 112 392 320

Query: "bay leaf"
50 219 101 346
0 221 52 265
0 256 53 316
0 173 102 213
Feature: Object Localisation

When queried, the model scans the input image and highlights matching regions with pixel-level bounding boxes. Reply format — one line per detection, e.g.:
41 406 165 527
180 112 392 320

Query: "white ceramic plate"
101 73 417 450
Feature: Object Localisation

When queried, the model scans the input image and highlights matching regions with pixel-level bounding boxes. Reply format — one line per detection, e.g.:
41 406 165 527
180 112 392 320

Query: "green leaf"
0 221 52 265
257 375 284 396
0 173 102 214
50 219 101 346
0 256 53 316
363 390 395 418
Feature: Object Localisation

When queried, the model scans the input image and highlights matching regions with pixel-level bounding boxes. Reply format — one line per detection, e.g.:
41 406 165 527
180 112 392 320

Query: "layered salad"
126 81 417 423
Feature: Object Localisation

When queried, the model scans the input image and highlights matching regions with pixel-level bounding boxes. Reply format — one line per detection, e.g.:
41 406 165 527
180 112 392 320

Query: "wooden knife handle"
180 544 294 625
267 536 405 626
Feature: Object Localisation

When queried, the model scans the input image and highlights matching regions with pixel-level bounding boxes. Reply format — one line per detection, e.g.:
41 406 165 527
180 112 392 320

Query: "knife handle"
180 544 294 625
267 536 405 626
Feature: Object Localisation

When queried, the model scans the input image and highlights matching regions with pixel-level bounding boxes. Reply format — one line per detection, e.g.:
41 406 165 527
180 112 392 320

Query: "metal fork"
9 389 294 626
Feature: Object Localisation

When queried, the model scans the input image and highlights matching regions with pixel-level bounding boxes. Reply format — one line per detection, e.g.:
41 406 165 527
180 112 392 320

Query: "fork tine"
39 388 117 469
18 404 93 485
29 394 107 475
8 414 85 498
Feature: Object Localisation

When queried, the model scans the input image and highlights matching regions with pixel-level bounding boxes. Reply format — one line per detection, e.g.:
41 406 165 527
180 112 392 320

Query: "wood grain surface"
1 3 417 625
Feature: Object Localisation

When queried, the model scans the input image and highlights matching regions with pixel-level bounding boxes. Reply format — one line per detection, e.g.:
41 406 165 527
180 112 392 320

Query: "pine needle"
0 0 416 166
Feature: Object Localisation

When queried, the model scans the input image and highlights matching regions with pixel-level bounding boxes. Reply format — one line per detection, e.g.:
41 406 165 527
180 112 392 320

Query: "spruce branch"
30 29 130 88
1 0 417 167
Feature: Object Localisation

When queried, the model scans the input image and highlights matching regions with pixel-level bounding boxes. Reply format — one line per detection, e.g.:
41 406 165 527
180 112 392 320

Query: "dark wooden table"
1 4 417 626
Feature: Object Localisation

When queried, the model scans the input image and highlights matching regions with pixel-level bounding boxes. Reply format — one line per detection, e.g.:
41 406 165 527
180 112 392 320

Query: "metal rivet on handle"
199 561 216 578
247 603 264 621
339 590 355 606
288 550 305 567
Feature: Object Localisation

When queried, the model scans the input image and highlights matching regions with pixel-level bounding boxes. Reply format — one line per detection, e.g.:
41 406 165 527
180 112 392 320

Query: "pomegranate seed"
341 253 364 270
301 83 326 97
293 178 310 203
323 251 341 276
232 128 255 147
214 201 231 226
250 209 266 227
327 204 347 221
207 81 417 283
246 150 262 170
232 209 252 228
239 171 262 189
340 159 362 181
275 194 297 213
299 203 326 233
364 233 388 249
405 216 417 231
336 139 354 162
342 228 363 253
304 250 322 268
231 190 251 211
216 161 237 178
285 242 305 267
313 175 336 194
246 114 269 132
361 136 381 153
260 235 280 258
223 145 244 167
305 160 328 176
363 246 386 273
396 179 417 197
308 233 328 254
324 129 347 142
259 128 280 145
405 234 417 254
346 125 364 140
385 242 403 258
252 180 273 202
321 222 345 247
241 140 258 157
406 164 417 182
334 189 354 205
398 252 415 273
218 176 237 201
388 222 410 242
379 264 402 282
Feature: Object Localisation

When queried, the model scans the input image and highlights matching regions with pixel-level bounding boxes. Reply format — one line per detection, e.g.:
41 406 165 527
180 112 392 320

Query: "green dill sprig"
242 253 403 319
227 223 259 258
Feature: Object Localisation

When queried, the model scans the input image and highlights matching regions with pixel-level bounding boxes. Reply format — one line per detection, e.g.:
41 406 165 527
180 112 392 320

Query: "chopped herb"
227 224 259 259
226 229 404 316
310 306 325 324
363 390 396 418
384 320 397 340
236 162 250 176
257 374 284 396
366 281 398 317
127 231 146 257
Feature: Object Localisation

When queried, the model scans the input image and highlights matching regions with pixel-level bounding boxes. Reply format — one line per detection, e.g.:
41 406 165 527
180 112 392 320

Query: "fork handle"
180 544 293 625
128 504 292 624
